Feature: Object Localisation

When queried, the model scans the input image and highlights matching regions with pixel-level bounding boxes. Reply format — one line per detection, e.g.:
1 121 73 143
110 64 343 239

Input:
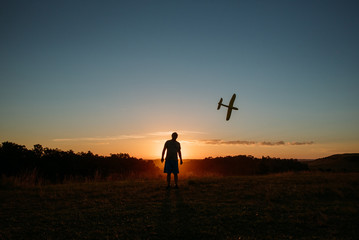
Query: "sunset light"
1 1 358 160
1 1 359 239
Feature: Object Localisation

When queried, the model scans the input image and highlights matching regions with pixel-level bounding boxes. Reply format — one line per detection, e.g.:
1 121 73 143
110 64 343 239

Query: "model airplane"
217 93 238 121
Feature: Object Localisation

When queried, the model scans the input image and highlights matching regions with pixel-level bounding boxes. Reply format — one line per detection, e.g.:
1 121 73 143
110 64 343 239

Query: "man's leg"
174 173 178 188
167 173 171 187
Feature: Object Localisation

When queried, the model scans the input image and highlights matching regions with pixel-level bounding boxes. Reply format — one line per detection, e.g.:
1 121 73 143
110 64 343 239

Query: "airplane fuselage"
219 103 238 110
217 93 238 120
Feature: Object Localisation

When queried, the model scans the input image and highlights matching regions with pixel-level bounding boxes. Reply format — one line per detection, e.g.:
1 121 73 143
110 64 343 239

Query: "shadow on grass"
156 188 200 239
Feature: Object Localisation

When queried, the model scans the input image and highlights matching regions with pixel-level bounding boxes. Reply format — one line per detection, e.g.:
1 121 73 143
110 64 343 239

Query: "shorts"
164 160 179 174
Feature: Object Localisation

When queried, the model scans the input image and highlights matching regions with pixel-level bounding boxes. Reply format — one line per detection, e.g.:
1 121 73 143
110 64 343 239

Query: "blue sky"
1 0 358 158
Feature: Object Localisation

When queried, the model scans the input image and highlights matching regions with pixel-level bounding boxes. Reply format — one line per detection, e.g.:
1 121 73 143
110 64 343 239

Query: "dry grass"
1 172 359 239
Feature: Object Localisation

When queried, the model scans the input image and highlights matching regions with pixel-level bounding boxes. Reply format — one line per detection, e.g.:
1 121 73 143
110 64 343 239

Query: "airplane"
217 93 238 121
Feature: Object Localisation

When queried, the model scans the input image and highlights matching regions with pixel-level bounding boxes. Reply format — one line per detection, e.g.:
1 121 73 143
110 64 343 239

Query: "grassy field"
1 172 359 240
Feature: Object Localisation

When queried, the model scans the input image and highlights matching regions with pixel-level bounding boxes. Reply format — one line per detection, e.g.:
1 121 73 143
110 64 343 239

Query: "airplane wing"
226 108 233 121
228 94 236 108
217 98 223 110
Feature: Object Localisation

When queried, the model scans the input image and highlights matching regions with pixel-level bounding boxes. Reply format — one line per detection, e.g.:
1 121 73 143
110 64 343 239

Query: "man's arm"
161 145 166 163
178 149 183 165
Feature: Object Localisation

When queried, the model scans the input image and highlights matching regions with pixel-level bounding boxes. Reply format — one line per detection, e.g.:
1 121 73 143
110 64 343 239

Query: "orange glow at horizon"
13 134 358 161
133 140 357 160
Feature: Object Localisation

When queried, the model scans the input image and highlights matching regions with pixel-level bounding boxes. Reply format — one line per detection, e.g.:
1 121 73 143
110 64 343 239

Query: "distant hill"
308 153 359 172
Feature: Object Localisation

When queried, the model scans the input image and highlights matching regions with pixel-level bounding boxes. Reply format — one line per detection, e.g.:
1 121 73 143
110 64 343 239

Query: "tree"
33 144 44 157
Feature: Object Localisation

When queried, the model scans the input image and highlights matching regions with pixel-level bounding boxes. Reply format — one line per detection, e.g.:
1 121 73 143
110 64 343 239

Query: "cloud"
53 135 145 142
260 141 285 146
201 139 314 146
53 130 205 142
202 140 256 145
289 141 314 145
148 131 174 136
148 130 206 136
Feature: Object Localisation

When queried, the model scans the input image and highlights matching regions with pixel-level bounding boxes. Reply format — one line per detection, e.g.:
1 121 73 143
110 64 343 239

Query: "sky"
1 0 358 159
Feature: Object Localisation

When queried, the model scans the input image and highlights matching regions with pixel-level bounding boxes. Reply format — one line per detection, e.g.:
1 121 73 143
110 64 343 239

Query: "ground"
1 172 359 239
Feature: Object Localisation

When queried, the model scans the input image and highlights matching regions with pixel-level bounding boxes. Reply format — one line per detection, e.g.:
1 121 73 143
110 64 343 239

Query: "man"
161 132 183 189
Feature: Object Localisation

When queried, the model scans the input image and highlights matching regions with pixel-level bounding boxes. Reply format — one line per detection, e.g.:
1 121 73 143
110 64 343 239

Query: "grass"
1 172 359 240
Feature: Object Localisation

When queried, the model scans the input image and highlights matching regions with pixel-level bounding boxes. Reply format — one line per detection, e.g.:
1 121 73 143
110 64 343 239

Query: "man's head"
171 132 178 140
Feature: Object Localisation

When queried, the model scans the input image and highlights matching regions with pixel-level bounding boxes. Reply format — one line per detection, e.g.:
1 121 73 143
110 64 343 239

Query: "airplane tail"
217 98 223 110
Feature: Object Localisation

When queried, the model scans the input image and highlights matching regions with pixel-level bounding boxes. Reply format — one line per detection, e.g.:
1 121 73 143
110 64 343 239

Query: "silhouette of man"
161 132 183 189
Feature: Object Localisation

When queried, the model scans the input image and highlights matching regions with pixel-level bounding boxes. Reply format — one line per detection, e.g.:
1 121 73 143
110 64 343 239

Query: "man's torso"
165 140 180 161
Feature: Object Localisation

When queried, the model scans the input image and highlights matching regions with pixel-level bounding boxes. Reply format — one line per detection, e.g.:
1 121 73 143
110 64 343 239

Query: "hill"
308 153 359 172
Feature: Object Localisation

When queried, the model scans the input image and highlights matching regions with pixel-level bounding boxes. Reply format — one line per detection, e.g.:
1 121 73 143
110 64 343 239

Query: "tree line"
1 141 309 184
183 155 309 176
0 141 161 183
